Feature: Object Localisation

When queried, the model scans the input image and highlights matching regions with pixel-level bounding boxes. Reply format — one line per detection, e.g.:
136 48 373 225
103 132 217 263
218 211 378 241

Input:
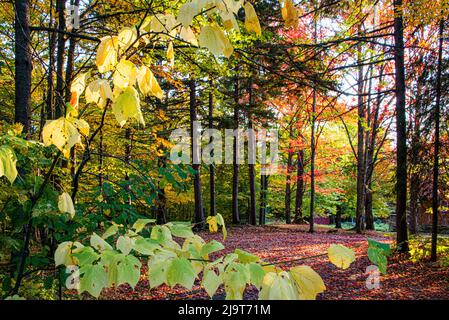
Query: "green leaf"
151 225 173 244
216 213 227 240
116 235 134 255
102 225 119 239
90 233 113 252
79 264 108 298
133 238 161 255
132 218 156 233
235 249 260 264
201 240 225 258
367 246 388 274
368 238 391 257
248 263 265 288
116 254 142 288
166 257 197 289
72 246 99 266
169 223 194 238
202 269 222 298
148 255 172 288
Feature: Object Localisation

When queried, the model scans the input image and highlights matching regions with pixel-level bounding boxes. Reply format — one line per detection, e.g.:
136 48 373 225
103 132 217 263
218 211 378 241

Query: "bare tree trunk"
309 5 318 233
14 0 32 133
248 77 257 225
259 174 268 225
355 22 366 234
156 93 169 224
208 80 216 217
285 128 293 224
393 0 409 253
335 202 342 229
431 19 444 262
190 79 205 229
232 73 240 224
294 149 305 224
55 0 66 118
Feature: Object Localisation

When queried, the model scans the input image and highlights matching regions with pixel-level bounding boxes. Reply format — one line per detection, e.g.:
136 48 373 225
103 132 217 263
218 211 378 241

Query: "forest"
0 0 448 301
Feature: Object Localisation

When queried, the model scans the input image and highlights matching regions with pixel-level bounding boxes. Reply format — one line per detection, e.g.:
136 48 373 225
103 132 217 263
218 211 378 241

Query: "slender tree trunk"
156 93 169 224
40 0 56 139
393 0 409 253
232 73 240 224
208 80 216 217
190 79 205 228
55 0 66 118
335 202 342 229
355 22 366 234
285 128 293 224
14 0 32 133
365 67 383 230
431 19 444 262
259 174 268 225
309 7 318 233
294 149 305 224
124 128 132 206
248 77 257 225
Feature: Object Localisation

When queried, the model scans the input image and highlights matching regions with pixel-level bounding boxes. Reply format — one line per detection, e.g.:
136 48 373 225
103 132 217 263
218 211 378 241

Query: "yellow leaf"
42 117 89 158
0 146 18 184
85 79 112 108
289 266 326 300
70 72 89 96
112 86 144 127
177 1 198 27
180 26 199 46
113 59 137 89
281 0 299 28
96 36 119 73
206 216 218 233
221 11 240 32
137 66 164 99
167 41 174 67
117 27 138 50
327 244 356 269
199 25 234 58
259 271 299 300
58 192 76 219
244 2 261 36
223 0 243 14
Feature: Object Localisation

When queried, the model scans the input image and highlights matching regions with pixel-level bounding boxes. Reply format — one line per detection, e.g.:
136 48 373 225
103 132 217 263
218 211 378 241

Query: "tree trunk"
248 77 257 225
14 0 32 133
156 93 169 224
355 23 366 234
393 0 409 253
285 129 293 224
55 0 66 118
294 149 305 224
259 174 268 225
190 79 205 229
208 80 216 217
335 203 342 229
430 19 444 262
232 73 240 224
309 7 318 233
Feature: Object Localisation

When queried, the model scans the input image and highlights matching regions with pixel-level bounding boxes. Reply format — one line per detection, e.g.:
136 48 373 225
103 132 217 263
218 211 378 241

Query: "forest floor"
81 225 449 300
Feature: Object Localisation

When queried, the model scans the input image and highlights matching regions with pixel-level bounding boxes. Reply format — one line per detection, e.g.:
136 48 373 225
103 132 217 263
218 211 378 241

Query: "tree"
393 0 409 253
14 0 31 133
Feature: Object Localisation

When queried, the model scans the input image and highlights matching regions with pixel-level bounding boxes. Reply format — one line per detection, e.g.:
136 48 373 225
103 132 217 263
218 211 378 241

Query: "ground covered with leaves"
73 225 449 300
